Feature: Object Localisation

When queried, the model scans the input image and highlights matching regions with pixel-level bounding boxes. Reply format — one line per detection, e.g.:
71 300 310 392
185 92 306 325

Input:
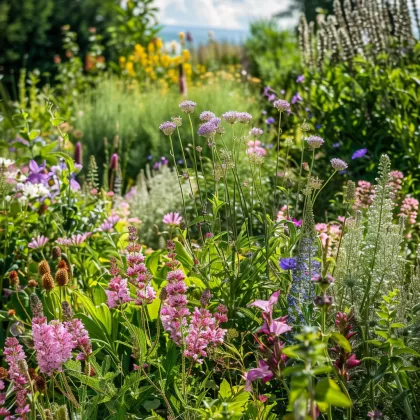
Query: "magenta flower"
246 360 274 383
28 235 49 249
248 290 280 313
163 212 183 227
269 319 292 336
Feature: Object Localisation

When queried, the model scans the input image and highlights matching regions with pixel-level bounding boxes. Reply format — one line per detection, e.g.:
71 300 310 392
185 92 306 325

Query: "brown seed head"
38 260 50 276
42 273 54 291
0 367 8 379
8 309 16 317
52 246 62 259
8 271 19 287
28 367 37 380
28 279 38 288
55 268 69 286
35 375 47 392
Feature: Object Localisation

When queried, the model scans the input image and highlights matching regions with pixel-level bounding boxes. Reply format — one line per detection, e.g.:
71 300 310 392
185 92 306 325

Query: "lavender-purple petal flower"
352 148 368 160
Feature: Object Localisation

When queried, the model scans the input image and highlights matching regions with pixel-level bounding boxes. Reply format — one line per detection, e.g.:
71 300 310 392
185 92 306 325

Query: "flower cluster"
125 225 156 305
106 258 132 308
354 180 374 209
100 215 120 232
399 197 418 225
315 222 342 258
3 337 30 418
246 140 266 157
161 241 227 362
56 232 91 247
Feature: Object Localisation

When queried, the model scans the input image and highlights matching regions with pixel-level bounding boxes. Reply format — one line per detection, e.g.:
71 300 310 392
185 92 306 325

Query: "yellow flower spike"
126 62 135 77
147 42 155 54
182 49 190 62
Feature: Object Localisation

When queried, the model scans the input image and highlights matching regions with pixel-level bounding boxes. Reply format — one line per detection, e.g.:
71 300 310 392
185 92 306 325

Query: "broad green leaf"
219 379 232 399
330 332 352 352
315 378 352 409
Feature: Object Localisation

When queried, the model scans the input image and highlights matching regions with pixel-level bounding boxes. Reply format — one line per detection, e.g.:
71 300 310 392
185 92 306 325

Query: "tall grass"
74 76 260 184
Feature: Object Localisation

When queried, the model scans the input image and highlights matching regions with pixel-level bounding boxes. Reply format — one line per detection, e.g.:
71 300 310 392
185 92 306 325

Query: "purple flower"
179 100 197 114
222 111 239 124
292 219 302 227
263 86 274 97
273 99 290 112
249 127 263 138
279 257 297 270
27 160 47 184
291 92 303 104
163 212 183 226
199 111 216 122
268 94 277 102
159 121 176 136
330 158 348 171
266 117 275 125
306 135 324 149
351 148 368 160
237 112 252 124
28 235 49 249
332 142 341 148
246 360 273 383
198 121 218 137
296 75 305 83
106 275 132 308
269 319 292 336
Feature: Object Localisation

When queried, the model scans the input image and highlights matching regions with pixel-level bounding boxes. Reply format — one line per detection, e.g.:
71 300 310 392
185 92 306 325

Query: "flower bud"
28 279 38 288
30 294 44 318
8 271 19 288
52 246 62 259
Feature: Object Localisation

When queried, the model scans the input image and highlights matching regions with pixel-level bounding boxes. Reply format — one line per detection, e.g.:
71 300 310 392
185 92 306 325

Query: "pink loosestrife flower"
4 337 30 418
106 275 132 308
32 317 74 376
64 318 92 360
184 307 227 363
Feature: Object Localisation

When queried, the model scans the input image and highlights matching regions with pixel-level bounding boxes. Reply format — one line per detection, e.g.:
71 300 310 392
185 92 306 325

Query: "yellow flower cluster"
119 33 200 88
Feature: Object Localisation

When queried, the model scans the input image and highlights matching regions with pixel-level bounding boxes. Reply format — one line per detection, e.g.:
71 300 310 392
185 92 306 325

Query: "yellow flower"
182 49 190 62
161 55 171 68
179 32 185 41
184 63 192 77
126 62 135 77
147 42 155 54
155 38 163 51
119 56 126 68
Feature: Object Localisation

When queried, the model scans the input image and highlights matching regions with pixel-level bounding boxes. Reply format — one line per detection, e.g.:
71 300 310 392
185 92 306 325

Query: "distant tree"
274 0 333 24
0 0 116 84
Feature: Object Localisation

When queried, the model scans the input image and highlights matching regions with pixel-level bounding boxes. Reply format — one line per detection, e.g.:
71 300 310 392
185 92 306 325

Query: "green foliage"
245 20 301 88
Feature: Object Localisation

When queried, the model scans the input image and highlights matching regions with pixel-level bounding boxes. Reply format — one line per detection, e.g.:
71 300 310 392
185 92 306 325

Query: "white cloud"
155 0 295 30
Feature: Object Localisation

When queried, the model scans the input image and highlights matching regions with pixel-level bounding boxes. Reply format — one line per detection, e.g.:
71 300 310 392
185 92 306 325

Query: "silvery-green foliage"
127 164 185 247
335 155 405 321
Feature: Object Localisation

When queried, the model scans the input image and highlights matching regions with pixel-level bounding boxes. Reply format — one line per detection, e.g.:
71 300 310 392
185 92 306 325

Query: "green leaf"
315 378 352 408
219 379 232 399
29 129 40 140
330 332 352 352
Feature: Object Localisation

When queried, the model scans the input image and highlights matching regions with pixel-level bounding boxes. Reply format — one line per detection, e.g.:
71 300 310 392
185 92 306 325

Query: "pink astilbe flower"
315 222 342 258
32 317 74 376
162 212 183 227
246 140 266 157
4 337 30 419
184 307 227 363
354 180 374 210
28 235 49 249
64 318 92 361
399 197 418 225
389 170 404 201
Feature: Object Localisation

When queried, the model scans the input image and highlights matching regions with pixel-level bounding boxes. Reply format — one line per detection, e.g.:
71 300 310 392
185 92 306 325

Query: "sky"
154 0 296 30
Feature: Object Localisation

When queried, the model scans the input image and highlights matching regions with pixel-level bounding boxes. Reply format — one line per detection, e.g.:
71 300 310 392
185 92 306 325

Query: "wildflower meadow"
0 0 419 419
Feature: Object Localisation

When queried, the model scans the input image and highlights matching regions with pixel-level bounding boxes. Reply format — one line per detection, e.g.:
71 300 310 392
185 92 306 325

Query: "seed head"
52 246 62 259
8 270 19 287
38 260 51 276
42 273 54 291
55 268 69 286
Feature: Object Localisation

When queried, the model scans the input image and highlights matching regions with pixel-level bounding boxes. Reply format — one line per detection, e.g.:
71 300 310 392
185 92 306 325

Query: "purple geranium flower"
291 93 303 104
279 257 297 271
27 160 47 184
266 117 275 125
352 148 368 160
